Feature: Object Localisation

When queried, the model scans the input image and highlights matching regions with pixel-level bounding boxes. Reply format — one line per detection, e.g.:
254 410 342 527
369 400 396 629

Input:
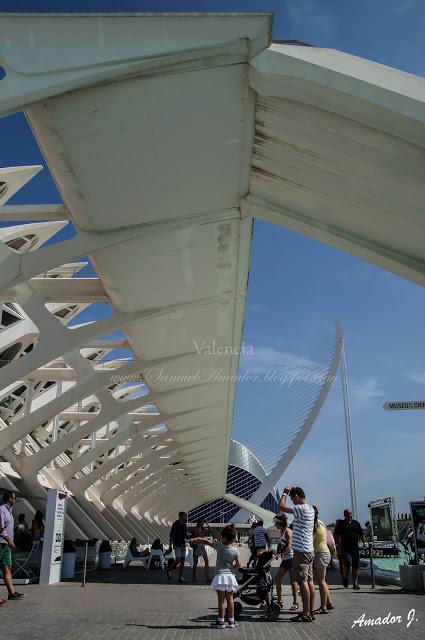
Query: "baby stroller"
234 550 281 621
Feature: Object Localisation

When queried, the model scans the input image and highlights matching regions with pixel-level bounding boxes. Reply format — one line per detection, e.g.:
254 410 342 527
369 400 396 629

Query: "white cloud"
406 372 425 385
350 378 384 401
333 377 384 401
239 346 322 376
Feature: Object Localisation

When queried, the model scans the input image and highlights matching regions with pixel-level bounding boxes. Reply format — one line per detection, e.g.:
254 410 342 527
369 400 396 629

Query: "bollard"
368 543 376 589
81 541 89 588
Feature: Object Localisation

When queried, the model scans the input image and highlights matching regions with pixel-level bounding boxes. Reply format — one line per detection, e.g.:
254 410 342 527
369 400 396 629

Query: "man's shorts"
174 546 187 560
291 551 314 582
342 550 360 569
0 543 12 567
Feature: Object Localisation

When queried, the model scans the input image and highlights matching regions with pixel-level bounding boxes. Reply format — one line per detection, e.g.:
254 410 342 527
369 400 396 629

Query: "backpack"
326 529 336 555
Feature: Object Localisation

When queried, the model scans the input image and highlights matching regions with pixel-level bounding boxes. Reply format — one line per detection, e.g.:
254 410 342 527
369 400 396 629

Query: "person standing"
274 515 298 611
167 511 189 583
333 518 345 581
312 506 333 614
192 524 240 629
192 517 211 583
334 509 365 590
0 491 26 605
279 485 315 623
246 521 258 568
251 519 269 564
31 511 45 541
364 521 372 543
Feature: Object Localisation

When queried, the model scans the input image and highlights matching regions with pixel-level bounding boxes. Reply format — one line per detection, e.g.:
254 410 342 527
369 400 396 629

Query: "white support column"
340 332 359 520
50 380 62 469
51 380 63 444
90 429 97 473
19 379 33 455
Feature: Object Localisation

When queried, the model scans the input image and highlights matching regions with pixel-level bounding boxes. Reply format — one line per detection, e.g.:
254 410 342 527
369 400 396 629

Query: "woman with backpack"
312 506 335 614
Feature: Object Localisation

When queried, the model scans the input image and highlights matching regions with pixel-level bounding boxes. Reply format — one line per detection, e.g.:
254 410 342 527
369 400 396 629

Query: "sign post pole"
368 541 376 589
39 489 68 585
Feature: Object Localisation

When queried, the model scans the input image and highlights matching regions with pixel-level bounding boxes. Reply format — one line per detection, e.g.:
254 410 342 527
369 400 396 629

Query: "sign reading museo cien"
39 489 68 585
383 400 425 411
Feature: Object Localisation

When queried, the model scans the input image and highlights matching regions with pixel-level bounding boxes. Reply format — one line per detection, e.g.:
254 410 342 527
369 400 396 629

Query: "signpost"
383 400 425 411
39 489 68 585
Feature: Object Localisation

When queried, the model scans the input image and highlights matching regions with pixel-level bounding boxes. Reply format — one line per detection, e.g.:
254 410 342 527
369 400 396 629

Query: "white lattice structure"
0 13 425 540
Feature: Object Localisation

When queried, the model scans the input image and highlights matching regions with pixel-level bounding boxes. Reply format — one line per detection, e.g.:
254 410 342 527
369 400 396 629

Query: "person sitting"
14 514 32 551
145 539 165 569
151 538 163 552
14 513 29 536
129 538 142 557
31 511 44 541
140 540 162 558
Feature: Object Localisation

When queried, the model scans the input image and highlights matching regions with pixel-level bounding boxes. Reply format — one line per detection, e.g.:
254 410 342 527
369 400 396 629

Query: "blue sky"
1 1 425 524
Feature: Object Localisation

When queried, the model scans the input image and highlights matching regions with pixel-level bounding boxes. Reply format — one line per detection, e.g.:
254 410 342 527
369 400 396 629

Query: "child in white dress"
191 524 240 628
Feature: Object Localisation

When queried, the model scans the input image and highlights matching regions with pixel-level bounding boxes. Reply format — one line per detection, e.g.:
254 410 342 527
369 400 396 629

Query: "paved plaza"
2 563 424 640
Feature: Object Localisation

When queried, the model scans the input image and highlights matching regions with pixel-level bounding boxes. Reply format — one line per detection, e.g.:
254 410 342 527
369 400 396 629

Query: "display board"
370 498 395 542
410 500 425 558
39 489 68 585
364 497 399 557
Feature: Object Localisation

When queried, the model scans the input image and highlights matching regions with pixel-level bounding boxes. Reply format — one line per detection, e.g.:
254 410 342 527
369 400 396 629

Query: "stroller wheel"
266 603 280 621
234 601 243 619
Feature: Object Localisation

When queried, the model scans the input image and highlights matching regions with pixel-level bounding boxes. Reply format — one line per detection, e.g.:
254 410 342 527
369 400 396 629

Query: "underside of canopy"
0 13 424 538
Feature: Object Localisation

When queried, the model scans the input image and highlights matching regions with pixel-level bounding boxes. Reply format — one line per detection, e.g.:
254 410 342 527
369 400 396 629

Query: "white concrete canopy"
1 12 425 539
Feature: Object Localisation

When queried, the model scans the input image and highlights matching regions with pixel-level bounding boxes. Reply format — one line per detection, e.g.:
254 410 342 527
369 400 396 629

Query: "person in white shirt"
279 485 315 623
274 515 298 611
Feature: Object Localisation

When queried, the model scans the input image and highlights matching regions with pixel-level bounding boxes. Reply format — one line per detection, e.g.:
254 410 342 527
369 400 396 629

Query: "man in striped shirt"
279 485 315 622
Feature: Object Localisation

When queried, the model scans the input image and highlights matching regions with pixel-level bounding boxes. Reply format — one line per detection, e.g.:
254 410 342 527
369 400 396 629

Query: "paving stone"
1 563 424 639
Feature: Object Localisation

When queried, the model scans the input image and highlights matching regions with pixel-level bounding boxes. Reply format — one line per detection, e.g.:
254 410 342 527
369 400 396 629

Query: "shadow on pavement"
127 623 208 630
